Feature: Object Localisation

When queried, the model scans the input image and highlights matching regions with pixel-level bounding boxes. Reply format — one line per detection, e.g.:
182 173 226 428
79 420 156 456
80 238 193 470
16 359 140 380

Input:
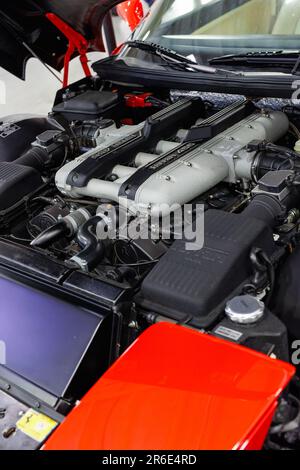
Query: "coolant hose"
70 216 105 272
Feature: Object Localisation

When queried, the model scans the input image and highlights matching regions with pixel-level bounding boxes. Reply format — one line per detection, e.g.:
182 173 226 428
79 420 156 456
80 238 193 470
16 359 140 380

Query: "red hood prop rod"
46 12 91 88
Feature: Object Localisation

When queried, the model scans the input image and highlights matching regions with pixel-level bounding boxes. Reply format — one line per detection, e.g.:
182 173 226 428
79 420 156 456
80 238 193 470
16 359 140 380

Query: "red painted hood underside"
44 323 295 450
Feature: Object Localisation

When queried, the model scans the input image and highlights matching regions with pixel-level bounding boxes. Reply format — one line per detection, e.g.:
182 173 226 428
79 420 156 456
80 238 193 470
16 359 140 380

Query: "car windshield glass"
121 0 300 70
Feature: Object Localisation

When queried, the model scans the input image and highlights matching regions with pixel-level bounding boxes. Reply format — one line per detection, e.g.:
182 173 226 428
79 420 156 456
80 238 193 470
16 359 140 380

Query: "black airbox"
140 210 276 328
0 162 42 210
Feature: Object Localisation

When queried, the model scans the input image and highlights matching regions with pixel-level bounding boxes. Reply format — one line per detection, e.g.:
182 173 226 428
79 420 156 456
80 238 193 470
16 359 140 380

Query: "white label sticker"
214 326 243 341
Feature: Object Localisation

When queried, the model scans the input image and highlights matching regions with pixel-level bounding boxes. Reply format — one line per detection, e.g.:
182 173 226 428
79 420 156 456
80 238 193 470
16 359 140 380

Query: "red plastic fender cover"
44 323 294 450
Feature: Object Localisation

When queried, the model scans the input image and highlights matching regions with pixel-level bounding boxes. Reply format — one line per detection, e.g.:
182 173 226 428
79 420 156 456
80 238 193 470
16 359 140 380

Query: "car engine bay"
1 75 300 448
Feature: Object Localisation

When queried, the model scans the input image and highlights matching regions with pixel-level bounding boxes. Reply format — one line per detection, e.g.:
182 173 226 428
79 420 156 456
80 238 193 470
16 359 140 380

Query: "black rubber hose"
30 220 70 248
242 194 285 228
72 216 105 272
15 147 49 172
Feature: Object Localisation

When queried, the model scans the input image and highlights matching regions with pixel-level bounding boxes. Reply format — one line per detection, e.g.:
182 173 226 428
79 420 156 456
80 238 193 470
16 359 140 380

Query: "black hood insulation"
0 0 126 79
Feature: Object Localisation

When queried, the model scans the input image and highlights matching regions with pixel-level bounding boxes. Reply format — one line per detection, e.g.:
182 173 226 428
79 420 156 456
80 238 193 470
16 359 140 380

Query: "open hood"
0 0 126 79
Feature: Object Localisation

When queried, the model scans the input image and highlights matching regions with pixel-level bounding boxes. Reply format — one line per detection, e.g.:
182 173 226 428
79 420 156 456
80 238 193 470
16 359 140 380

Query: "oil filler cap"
225 295 265 325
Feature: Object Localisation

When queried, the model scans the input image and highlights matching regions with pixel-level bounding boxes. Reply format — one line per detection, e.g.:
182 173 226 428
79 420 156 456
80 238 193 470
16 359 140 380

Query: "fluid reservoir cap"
294 139 300 154
225 295 265 325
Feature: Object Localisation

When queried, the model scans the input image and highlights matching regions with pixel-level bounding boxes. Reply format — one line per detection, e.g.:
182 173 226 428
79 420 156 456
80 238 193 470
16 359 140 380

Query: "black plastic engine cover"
271 246 300 340
0 116 59 163
139 210 276 328
0 162 43 210
53 90 121 121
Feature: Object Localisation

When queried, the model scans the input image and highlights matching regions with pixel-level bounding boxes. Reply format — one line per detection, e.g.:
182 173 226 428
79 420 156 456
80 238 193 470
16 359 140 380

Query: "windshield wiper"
124 40 241 75
210 50 300 74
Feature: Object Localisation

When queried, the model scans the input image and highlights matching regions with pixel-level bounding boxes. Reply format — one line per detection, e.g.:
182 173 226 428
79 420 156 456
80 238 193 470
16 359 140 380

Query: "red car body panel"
117 1 144 31
44 323 294 450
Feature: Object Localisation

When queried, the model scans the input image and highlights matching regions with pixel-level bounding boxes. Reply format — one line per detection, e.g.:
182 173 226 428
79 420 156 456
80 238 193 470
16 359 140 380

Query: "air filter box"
0 162 42 210
139 209 276 328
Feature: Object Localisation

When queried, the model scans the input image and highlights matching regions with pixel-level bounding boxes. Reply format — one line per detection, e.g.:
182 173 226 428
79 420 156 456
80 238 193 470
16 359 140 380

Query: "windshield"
122 0 300 68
